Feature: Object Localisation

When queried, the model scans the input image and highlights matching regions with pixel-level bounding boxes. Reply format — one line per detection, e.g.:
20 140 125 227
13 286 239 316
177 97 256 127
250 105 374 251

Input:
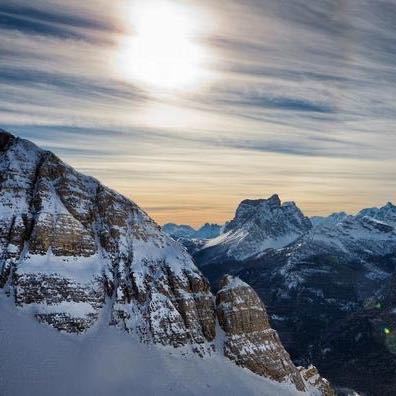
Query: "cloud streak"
0 0 395 225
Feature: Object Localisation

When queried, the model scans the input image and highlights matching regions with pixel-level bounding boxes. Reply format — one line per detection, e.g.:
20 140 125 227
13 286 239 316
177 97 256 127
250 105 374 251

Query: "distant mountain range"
163 222 222 240
0 130 332 395
179 194 396 396
166 196 396 263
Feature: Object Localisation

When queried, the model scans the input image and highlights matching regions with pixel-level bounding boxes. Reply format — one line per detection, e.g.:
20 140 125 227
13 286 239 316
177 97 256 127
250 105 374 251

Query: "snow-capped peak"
163 222 222 240
357 201 396 227
310 211 348 227
203 194 312 261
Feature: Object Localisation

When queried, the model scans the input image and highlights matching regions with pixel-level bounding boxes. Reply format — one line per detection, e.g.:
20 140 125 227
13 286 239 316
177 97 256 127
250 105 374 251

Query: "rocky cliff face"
299 366 334 396
0 130 215 347
215 275 306 391
0 130 331 394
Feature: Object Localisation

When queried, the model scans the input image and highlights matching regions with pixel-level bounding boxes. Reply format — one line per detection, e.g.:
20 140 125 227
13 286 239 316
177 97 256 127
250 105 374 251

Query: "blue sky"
1 0 395 225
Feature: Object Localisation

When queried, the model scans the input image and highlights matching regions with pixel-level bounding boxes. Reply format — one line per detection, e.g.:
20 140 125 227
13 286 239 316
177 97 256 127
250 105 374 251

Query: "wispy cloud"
1 0 396 225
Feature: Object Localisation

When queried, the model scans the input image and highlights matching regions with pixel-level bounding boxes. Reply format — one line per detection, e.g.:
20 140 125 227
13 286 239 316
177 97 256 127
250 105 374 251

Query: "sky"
0 0 396 227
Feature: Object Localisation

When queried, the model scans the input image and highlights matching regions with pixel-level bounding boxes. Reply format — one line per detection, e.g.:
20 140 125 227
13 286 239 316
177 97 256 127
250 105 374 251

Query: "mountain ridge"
163 222 222 240
0 130 332 395
191 193 396 395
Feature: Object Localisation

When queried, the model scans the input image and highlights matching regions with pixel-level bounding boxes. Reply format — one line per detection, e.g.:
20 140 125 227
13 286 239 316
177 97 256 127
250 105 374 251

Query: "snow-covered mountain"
197 194 396 266
0 130 331 395
162 223 197 239
192 194 396 395
310 212 348 227
0 294 324 396
198 194 312 262
357 201 396 227
0 130 215 345
300 212 396 261
163 222 222 240
196 223 223 239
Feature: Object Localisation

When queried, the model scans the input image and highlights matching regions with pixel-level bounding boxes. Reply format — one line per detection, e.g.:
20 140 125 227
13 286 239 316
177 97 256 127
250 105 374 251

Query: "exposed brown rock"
0 131 216 348
299 365 335 396
216 274 306 391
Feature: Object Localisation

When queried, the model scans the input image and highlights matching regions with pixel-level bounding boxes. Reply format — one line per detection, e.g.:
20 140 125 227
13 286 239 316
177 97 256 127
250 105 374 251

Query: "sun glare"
118 1 207 91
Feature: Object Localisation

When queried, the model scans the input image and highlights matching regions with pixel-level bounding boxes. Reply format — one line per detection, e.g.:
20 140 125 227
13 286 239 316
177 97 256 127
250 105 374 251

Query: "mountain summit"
357 201 396 228
199 194 312 261
163 222 222 240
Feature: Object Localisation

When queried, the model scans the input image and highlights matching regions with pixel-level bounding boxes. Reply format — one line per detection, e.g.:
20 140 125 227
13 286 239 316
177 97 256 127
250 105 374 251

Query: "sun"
117 1 207 91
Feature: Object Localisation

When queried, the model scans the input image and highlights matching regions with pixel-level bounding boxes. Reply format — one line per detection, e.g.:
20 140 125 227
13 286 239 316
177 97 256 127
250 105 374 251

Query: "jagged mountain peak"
286 205 396 267
228 194 310 229
162 223 196 239
311 211 349 227
163 222 222 240
238 193 281 208
201 194 311 261
358 201 396 214
361 201 396 211
357 201 396 227
232 194 286 222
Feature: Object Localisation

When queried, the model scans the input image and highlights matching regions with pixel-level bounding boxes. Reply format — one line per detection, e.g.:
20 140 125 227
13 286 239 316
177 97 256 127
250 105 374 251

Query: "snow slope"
0 294 308 396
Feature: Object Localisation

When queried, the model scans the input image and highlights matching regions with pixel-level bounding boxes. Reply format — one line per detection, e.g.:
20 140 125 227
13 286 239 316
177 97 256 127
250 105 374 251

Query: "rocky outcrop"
216 275 306 391
299 365 335 396
215 275 335 394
